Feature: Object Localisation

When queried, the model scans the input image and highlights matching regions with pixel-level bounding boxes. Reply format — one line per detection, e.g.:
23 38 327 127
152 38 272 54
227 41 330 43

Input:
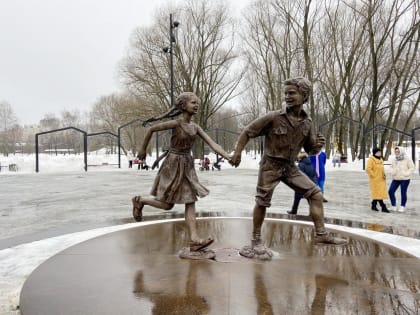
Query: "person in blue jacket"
287 151 318 214
310 149 328 202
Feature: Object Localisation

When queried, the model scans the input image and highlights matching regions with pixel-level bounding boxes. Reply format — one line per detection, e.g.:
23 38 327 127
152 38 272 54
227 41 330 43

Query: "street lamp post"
163 14 179 108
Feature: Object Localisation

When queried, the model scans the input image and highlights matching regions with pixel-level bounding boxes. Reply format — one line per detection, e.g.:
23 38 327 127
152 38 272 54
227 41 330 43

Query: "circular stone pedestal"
20 218 420 314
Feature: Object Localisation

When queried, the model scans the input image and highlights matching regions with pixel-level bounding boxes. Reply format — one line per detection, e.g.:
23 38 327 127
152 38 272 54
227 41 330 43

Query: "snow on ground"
0 148 418 314
0 148 389 175
0 153 413 180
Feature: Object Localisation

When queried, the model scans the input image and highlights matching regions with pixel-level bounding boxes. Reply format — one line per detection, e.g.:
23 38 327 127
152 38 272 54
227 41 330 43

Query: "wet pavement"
1 168 420 314
20 219 420 315
1 168 419 248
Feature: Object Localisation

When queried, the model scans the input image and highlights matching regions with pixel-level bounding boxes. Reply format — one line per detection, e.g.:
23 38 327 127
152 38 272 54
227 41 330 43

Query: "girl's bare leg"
185 202 199 241
140 196 174 210
185 202 213 251
132 195 174 221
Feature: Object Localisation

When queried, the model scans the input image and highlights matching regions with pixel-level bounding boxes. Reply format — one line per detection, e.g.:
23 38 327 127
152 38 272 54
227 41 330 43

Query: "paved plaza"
1 167 419 246
0 167 419 314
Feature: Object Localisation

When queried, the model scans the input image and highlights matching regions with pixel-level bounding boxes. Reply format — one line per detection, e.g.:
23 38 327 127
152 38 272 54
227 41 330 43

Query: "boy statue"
231 77 347 260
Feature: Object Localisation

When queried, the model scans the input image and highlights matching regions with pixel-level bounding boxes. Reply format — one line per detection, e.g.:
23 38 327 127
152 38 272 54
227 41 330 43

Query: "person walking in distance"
310 148 328 202
127 150 134 168
287 151 317 214
332 151 342 168
131 92 231 253
365 148 390 213
388 146 415 212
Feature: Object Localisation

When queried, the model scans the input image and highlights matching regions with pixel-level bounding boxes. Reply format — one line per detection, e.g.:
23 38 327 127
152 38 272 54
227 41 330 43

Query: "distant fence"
319 115 419 170
35 118 420 172
35 128 118 172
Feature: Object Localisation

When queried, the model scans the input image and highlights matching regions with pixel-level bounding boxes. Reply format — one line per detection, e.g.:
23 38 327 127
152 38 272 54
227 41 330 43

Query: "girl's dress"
151 119 209 204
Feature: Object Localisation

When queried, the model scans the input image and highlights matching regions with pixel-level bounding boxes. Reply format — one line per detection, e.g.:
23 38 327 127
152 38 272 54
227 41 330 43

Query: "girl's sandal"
189 237 214 252
132 196 144 222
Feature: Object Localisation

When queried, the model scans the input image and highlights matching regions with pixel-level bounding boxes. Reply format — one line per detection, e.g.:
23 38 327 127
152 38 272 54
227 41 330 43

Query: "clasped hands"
229 152 241 168
137 149 146 161
314 134 326 149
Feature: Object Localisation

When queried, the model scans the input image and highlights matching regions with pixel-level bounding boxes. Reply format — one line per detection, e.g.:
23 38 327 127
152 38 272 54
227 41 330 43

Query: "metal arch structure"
318 115 366 170
35 127 88 173
87 131 119 165
365 124 413 157
117 119 145 169
87 131 118 138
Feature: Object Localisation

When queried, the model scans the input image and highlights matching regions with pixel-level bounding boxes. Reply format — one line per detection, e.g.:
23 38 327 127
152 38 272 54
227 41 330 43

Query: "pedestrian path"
0 168 419 314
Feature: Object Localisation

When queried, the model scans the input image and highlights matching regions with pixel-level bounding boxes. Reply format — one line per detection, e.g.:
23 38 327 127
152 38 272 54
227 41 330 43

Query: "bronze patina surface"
20 219 420 314
231 77 347 258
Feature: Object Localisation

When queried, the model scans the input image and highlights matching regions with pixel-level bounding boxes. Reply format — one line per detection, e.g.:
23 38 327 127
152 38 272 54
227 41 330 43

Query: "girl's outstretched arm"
137 120 178 159
197 125 231 161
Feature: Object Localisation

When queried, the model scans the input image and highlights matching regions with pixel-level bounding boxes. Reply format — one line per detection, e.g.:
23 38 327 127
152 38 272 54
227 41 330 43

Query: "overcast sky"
0 0 247 125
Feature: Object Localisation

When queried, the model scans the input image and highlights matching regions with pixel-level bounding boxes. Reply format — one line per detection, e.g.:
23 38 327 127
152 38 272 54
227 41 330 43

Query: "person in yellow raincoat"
365 148 390 212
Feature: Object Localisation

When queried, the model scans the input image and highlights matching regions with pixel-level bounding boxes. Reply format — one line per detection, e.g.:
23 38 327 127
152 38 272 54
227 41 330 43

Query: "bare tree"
60 110 84 154
240 0 419 160
0 101 17 129
355 0 420 150
240 0 325 120
240 0 298 114
315 1 370 159
120 0 243 131
89 93 147 155
0 101 20 155
38 114 61 154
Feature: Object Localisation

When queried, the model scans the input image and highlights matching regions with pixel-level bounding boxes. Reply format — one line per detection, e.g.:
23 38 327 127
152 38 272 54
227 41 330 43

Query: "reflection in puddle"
127 219 420 314
20 219 420 315
311 274 349 315
133 261 210 314
120 211 420 240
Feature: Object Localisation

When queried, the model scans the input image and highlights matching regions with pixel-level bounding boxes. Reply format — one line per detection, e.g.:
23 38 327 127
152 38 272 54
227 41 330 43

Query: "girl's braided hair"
142 92 197 126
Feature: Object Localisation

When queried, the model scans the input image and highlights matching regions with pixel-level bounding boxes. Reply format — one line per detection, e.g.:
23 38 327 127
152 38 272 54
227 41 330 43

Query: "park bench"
0 163 18 172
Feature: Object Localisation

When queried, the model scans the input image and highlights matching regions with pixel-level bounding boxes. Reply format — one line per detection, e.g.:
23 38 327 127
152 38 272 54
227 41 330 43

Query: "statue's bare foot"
132 196 144 222
239 239 273 260
190 237 214 252
313 233 347 245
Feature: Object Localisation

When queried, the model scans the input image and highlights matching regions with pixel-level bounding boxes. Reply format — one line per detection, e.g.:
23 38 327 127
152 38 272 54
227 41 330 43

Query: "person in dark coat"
309 149 328 202
287 151 317 214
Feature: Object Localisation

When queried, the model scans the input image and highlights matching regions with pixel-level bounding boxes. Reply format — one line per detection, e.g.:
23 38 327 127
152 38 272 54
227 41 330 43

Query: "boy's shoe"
314 233 347 245
390 206 397 211
398 206 405 212
239 239 273 260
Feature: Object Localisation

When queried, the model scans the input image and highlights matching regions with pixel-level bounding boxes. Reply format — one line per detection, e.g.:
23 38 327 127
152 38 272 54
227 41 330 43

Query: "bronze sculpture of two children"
131 77 347 260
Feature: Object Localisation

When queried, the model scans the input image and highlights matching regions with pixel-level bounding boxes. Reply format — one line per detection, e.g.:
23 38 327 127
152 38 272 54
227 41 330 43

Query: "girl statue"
132 92 231 253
